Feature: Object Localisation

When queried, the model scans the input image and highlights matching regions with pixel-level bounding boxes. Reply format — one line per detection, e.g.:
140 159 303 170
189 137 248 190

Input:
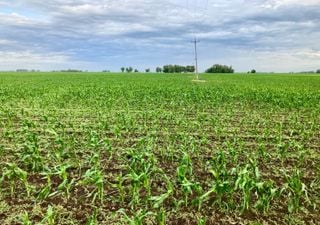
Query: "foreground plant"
20 211 32 225
53 163 75 199
254 180 279 213
118 209 153 225
85 208 98 225
0 163 30 197
41 205 56 225
81 166 105 204
284 169 311 213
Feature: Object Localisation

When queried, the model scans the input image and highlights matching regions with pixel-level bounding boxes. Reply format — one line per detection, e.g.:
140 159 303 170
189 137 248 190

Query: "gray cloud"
0 0 319 72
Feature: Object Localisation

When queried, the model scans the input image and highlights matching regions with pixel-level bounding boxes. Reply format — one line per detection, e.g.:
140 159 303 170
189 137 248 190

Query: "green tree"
156 67 162 73
186 65 195 73
251 69 256 74
205 64 234 73
163 65 170 73
162 65 194 73
121 67 125 72
126 67 133 73
145 68 150 73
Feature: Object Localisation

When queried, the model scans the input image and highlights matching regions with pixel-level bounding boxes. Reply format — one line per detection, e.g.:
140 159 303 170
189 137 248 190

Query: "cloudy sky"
0 0 319 72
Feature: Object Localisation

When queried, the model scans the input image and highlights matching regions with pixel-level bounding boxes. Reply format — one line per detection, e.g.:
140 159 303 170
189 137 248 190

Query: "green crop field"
0 72 319 225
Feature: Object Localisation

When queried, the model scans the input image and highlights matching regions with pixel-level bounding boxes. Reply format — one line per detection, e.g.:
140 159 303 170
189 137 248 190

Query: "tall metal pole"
193 37 200 80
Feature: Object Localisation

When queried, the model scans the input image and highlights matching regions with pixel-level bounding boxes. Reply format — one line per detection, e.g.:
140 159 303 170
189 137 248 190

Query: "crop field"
0 72 319 225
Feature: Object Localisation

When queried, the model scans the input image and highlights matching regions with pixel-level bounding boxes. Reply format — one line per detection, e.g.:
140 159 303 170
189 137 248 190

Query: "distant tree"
126 67 133 73
156 67 162 73
163 65 172 73
121 67 125 72
145 68 150 73
298 71 315 74
316 69 320 73
174 65 184 73
61 69 83 72
251 69 256 74
162 65 195 73
205 64 234 73
186 65 195 73
134 69 139 73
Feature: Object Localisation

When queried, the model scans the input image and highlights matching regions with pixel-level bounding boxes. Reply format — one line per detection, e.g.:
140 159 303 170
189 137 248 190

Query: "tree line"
120 65 320 74
162 65 195 73
205 64 234 73
120 65 195 73
120 64 234 73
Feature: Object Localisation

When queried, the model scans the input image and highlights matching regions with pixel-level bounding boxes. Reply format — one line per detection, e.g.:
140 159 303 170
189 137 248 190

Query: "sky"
0 0 319 72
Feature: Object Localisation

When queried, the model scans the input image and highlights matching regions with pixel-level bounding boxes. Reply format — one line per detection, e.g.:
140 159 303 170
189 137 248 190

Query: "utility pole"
192 37 200 80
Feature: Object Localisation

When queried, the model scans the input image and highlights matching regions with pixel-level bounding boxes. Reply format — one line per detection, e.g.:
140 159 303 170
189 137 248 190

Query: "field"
0 72 319 225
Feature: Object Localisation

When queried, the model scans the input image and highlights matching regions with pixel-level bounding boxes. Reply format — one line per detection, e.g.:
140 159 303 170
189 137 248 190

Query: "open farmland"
0 72 319 225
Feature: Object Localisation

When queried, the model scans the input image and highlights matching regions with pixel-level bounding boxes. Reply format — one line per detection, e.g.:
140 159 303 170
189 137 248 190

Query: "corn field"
0 72 319 225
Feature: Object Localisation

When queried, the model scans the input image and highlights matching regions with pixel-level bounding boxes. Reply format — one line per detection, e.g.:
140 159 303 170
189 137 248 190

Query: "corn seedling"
118 209 153 225
85 208 98 225
40 205 56 225
20 211 32 225
284 169 311 213
1 163 30 197
81 166 105 204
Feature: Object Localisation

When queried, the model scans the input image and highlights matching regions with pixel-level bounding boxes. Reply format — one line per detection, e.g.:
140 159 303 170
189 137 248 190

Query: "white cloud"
263 0 320 8
0 0 319 71
294 50 320 59
0 51 70 70
200 48 320 72
0 39 15 45
0 12 31 25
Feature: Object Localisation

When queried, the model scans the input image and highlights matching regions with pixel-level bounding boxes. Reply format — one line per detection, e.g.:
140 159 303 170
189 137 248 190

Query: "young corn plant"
0 163 30 197
113 172 125 204
176 152 201 207
37 173 53 200
20 211 32 225
254 180 279 213
176 164 191 203
277 142 290 162
22 132 44 172
284 169 311 213
197 150 235 210
225 141 238 164
197 216 206 225
195 166 235 212
81 166 105 204
257 143 270 162
118 209 153 225
52 135 70 162
155 208 166 225
88 131 101 148
40 205 56 225
85 208 98 225
235 163 259 213
89 152 101 168
125 167 149 208
52 163 75 199
149 174 173 208
125 149 157 207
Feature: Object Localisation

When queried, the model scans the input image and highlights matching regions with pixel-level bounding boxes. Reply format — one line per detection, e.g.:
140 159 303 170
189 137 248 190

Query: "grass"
0 72 319 224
